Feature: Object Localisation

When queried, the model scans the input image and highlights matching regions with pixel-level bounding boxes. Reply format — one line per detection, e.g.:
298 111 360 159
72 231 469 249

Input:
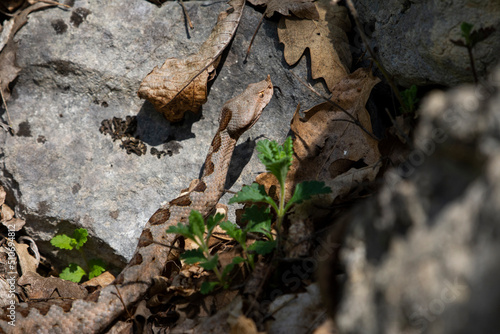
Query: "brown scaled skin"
1 76 273 334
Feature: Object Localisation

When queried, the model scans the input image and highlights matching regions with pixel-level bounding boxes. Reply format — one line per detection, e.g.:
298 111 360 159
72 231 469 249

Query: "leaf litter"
0 1 396 332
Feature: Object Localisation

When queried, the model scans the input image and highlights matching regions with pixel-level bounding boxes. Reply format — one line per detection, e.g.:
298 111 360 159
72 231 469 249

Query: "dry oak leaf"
138 0 245 122
18 271 88 300
278 0 351 92
248 0 319 19
288 67 381 201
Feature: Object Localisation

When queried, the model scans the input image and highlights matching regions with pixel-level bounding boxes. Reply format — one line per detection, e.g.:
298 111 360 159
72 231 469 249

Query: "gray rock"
332 66 500 333
352 0 500 86
0 1 322 269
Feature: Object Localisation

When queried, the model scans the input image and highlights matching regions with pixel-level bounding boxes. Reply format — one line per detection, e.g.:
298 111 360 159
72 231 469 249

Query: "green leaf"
201 281 219 295
400 85 419 114
206 213 225 237
166 222 193 240
188 210 206 242
72 228 88 250
286 181 331 211
248 240 276 255
219 221 244 244
231 256 246 265
50 234 76 250
199 254 219 271
469 26 495 48
242 205 273 239
256 138 293 188
180 248 207 264
59 263 87 283
222 256 246 278
460 22 473 44
229 183 275 207
88 259 106 279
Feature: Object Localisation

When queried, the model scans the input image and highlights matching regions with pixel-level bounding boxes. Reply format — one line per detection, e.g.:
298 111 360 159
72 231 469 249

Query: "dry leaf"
278 0 351 92
13 240 38 275
0 2 56 101
2 217 25 231
1 204 14 222
230 315 260 334
81 271 115 289
18 271 87 300
248 0 319 19
288 67 381 201
0 41 21 102
138 0 245 122
0 186 5 206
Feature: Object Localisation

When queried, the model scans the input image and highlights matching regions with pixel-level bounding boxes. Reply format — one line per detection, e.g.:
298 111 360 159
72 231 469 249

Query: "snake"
0 76 273 333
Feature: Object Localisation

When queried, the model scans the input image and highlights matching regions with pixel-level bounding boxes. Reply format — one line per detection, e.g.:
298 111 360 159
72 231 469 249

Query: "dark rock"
352 0 500 86
330 66 500 333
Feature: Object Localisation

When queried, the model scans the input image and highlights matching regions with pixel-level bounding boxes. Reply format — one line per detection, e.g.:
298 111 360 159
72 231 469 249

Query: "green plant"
167 211 250 294
229 137 331 238
168 137 331 294
400 85 419 114
50 228 106 283
450 22 495 83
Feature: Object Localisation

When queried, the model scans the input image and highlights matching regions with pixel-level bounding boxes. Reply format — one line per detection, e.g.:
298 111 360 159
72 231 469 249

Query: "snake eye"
258 90 265 98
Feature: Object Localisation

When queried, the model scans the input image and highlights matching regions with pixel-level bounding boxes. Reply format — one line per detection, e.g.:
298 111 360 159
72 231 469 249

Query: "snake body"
1 76 273 333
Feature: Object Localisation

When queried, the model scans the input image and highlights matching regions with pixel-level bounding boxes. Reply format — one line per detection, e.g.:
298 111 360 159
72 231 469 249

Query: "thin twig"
466 46 478 83
289 70 379 141
345 0 405 109
179 0 194 29
244 12 264 62
138 236 184 251
113 285 133 319
0 79 14 135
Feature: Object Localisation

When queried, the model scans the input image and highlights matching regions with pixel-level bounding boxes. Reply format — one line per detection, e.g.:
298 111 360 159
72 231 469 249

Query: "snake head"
221 75 273 137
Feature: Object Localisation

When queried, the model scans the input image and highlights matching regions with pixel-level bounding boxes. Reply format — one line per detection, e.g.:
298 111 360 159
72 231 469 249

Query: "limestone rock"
0 1 321 269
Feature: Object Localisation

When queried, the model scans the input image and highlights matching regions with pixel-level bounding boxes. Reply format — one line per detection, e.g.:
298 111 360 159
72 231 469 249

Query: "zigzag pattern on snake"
0 76 273 333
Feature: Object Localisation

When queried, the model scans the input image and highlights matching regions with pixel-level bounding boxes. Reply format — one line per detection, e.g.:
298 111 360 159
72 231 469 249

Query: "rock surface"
353 0 500 86
0 1 323 268
332 66 500 333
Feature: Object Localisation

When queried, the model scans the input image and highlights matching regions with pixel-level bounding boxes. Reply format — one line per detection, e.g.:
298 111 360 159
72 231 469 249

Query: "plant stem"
275 178 287 251
466 46 478 83
212 263 223 282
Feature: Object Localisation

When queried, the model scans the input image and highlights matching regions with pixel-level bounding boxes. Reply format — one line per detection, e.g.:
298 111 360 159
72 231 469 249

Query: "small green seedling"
50 228 106 283
167 211 249 294
229 137 331 236
450 22 496 83
400 85 418 114
167 137 331 294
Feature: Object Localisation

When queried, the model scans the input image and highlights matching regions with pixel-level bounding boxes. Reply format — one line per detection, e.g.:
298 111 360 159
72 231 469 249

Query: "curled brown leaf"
138 0 245 122
285 68 381 203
